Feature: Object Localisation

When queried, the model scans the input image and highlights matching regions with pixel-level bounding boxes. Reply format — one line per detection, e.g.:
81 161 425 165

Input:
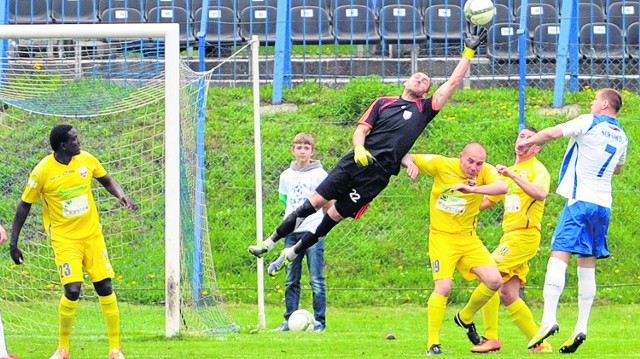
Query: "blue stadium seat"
626 21 640 58
290 6 333 44
423 4 464 43
147 6 193 42
607 1 640 32
532 23 560 61
333 4 380 44
193 7 242 43
51 0 99 23
486 22 535 61
379 4 425 44
146 0 191 13
99 0 145 15
579 22 626 60
8 0 52 24
239 5 278 43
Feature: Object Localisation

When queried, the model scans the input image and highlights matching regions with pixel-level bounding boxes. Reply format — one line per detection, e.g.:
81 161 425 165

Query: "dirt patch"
260 103 299 115
537 104 581 118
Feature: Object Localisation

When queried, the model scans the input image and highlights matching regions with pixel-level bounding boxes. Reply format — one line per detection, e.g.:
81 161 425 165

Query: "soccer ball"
287 309 315 332
464 0 496 26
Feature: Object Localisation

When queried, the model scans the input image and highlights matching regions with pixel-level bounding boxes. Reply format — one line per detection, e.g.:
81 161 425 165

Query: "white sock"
541 257 568 325
0 312 9 356
263 238 276 251
575 266 596 334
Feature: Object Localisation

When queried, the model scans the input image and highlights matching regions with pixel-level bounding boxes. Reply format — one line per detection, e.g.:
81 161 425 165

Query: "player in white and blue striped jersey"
515 88 628 354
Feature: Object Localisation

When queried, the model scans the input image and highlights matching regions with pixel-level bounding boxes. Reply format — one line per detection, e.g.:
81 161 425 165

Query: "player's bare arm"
614 164 624 175
450 180 508 195
0 224 7 244
479 197 496 211
496 164 548 201
401 154 419 180
9 200 31 264
517 126 564 154
432 22 486 111
96 175 138 212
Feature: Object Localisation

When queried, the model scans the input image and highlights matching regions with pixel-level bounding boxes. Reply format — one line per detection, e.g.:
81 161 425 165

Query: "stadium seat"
579 22 626 60
239 5 278 43
379 4 425 44
147 6 193 42
100 7 145 23
51 0 100 23
423 4 464 43
607 1 640 31
145 0 190 12
532 23 560 60
333 4 381 44
486 22 536 61
577 3 605 31
290 0 327 8
8 0 52 24
518 3 558 37
238 0 278 13
493 0 516 12
290 6 333 44
417 0 464 15
513 0 557 16
193 7 242 43
626 22 640 58
99 0 145 15
490 4 515 26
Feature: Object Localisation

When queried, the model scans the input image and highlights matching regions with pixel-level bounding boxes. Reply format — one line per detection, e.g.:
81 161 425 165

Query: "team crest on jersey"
78 167 88 178
403 110 412 120
468 178 477 186
520 171 526 178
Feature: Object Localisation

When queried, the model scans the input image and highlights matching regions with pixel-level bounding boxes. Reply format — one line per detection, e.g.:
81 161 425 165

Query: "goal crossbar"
0 23 182 338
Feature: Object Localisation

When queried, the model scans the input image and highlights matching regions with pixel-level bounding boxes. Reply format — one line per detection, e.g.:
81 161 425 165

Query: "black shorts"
315 156 391 219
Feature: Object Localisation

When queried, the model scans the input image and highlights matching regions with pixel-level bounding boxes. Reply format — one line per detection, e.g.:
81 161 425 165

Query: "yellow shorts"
52 234 115 285
429 230 495 281
492 227 541 286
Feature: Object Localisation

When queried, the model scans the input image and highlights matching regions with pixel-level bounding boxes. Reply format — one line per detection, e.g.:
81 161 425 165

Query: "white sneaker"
49 348 69 359
108 348 125 359
528 323 559 349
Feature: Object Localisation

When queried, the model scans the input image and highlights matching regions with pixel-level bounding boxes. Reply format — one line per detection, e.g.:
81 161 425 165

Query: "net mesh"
0 33 236 336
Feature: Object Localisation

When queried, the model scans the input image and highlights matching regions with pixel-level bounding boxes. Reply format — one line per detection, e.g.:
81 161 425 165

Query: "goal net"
0 24 237 337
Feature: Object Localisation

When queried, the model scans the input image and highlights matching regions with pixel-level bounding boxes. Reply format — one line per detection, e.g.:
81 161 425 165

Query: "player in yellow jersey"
9 125 137 359
402 143 508 356
467 128 552 353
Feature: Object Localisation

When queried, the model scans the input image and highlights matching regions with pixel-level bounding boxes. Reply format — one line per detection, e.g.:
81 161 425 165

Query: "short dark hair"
524 126 538 133
50 124 73 151
600 88 622 113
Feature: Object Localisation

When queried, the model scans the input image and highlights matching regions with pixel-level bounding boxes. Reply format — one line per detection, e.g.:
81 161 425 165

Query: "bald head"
459 142 487 178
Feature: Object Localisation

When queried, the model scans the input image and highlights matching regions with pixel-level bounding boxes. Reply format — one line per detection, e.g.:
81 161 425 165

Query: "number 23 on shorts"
58 262 72 278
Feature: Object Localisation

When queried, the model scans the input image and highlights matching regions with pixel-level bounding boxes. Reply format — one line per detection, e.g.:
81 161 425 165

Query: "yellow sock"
506 298 539 339
427 292 448 348
99 293 121 351
459 283 498 324
481 291 500 340
59 296 79 351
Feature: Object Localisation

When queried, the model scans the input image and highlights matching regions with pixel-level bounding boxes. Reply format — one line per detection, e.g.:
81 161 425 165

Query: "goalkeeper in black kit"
249 22 488 278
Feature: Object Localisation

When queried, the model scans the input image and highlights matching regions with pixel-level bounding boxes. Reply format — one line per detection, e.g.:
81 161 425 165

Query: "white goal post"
0 23 182 337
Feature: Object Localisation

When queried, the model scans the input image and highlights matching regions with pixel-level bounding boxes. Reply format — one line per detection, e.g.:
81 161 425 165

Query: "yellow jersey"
21 150 107 241
414 154 501 235
486 157 550 232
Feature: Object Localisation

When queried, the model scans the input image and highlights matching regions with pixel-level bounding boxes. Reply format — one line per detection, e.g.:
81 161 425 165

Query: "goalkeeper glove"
9 244 23 265
354 145 373 167
462 21 488 60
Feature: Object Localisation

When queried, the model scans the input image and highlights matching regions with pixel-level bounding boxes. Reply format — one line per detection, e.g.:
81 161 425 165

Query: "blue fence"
6 0 640 94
